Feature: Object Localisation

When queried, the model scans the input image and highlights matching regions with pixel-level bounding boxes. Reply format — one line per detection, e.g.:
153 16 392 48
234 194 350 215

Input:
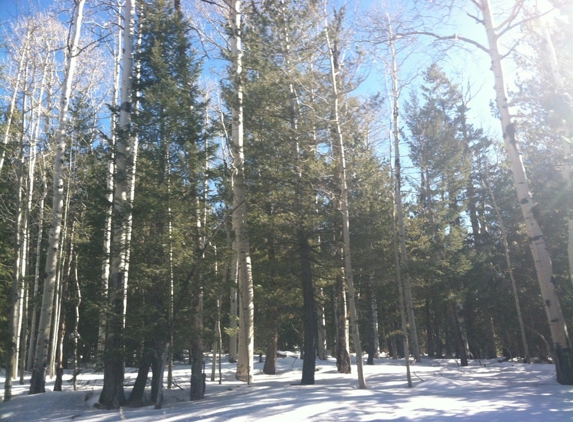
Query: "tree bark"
334 273 350 374
263 331 278 375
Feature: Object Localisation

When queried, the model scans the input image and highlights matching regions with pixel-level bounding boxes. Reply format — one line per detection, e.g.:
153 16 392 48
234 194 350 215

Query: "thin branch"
497 8 554 39
493 0 524 33
394 31 490 54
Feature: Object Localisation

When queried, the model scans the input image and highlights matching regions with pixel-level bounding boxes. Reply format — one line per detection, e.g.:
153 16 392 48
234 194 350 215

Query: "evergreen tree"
128 0 207 404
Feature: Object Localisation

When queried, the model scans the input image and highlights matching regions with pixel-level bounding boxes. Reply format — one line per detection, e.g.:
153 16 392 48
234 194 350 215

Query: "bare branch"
497 7 554 39
395 30 490 54
493 0 524 33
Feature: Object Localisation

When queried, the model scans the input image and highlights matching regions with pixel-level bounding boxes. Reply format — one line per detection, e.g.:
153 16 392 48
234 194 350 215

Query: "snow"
2 356 572 421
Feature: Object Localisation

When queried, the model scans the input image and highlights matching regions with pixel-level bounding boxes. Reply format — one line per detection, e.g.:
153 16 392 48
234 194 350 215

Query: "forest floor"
1 353 572 421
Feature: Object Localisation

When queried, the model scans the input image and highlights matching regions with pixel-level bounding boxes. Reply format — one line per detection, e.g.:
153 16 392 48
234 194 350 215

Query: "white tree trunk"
225 0 254 384
99 0 134 408
480 0 572 383
324 9 366 389
29 0 86 395
98 3 122 356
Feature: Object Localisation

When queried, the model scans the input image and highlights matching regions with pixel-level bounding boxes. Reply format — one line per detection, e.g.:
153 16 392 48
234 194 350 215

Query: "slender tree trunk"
386 26 421 362
72 253 80 390
480 0 572 383
98 4 122 357
226 0 254 384
366 272 380 365
27 157 47 371
228 247 238 363
99 0 135 407
5 124 26 401
325 10 366 389
190 211 205 400
390 119 413 387
49 159 73 379
316 290 328 361
29 0 86 395
334 272 350 373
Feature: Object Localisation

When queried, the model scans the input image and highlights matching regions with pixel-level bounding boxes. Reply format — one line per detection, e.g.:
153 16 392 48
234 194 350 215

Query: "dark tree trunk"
190 338 205 400
451 304 469 367
426 299 435 358
53 321 66 391
334 274 350 373
98 273 126 408
127 356 151 406
299 227 316 385
366 273 379 365
263 331 278 375
389 334 398 360
486 317 497 359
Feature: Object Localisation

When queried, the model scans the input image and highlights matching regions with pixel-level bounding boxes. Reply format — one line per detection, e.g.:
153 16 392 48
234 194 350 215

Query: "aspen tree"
324 4 366 389
480 0 572 383
98 1 123 356
396 0 573 385
225 0 255 384
29 0 86 395
99 0 134 407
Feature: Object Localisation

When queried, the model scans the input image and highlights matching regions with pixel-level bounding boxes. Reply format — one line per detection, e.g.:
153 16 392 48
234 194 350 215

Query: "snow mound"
414 376 463 391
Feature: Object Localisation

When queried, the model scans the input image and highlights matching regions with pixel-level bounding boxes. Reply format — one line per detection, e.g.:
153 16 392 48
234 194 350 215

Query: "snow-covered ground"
1 354 572 421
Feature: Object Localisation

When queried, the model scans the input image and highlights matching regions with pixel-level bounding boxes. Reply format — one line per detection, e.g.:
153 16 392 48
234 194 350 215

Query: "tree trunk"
387 26 421 363
325 8 366 389
228 251 238 363
99 0 135 407
480 0 571 382
334 274 350 374
27 158 47 371
316 290 328 361
452 302 469 367
98 5 122 358
367 273 380 365
226 0 254 384
127 355 151 406
263 331 278 375
29 0 86 395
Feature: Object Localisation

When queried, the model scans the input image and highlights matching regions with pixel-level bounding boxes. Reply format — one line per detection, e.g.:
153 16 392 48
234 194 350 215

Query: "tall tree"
324 4 366 389
99 0 134 408
225 0 255 384
28 0 86 396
